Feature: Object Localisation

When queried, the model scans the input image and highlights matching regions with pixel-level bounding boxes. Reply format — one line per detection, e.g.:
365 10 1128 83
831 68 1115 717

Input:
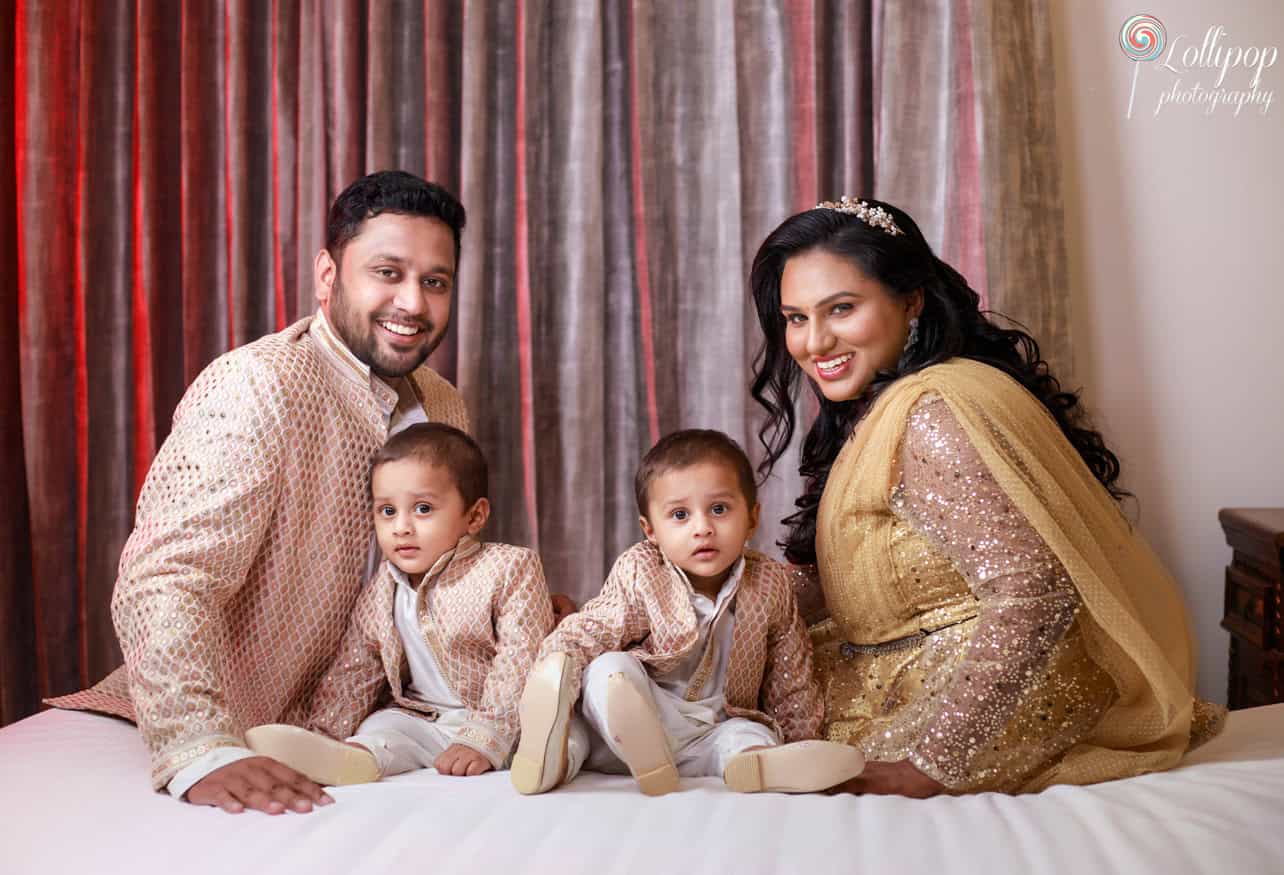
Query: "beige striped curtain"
1 0 1071 725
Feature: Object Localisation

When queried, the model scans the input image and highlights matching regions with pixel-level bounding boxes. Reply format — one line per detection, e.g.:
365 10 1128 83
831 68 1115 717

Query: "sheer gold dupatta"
849 358 1216 789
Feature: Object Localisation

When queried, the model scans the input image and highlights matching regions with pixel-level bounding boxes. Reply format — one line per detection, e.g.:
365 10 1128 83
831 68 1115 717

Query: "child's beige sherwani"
308 537 554 768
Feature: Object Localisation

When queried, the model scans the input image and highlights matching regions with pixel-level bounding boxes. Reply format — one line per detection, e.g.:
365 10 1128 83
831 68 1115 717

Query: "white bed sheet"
4 704 1282 875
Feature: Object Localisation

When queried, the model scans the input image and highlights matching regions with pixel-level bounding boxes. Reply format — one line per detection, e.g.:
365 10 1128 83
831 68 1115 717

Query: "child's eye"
377 505 395 517
671 509 689 521
711 503 727 516
414 503 433 515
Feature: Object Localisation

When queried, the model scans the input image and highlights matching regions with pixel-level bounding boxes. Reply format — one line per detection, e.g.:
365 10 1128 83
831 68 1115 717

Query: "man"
52 171 494 814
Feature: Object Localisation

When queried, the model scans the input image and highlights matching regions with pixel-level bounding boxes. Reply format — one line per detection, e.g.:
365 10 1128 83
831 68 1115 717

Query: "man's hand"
550 593 577 627
433 743 493 777
829 759 946 798
185 756 334 814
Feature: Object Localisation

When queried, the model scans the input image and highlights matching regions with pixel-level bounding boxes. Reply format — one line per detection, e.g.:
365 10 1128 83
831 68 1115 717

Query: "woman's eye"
784 313 806 326
831 302 854 316
415 503 432 514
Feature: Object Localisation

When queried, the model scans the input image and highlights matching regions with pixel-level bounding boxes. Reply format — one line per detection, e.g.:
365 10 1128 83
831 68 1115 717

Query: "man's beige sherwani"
539 541 823 743
308 538 554 768
47 314 469 788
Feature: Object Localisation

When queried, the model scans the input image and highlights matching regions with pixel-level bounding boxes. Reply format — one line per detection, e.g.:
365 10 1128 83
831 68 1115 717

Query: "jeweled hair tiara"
814 195 903 236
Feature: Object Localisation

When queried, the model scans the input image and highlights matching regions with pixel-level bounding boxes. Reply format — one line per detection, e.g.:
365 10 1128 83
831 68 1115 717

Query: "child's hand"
550 592 578 626
433 743 493 777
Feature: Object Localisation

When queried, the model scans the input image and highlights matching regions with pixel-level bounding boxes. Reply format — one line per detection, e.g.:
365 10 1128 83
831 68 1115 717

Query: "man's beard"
328 276 446 379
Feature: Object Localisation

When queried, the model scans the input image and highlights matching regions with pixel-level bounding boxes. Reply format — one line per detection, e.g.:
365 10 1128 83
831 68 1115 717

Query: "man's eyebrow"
364 254 455 277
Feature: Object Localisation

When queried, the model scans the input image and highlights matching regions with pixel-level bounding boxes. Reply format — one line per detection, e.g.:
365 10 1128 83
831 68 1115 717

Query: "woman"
749 197 1222 797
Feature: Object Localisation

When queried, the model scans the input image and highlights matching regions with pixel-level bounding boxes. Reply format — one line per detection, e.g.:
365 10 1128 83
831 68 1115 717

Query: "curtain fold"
2 0 1071 726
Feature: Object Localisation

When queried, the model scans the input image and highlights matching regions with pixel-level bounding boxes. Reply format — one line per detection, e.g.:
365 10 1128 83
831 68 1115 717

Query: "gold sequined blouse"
809 360 1221 793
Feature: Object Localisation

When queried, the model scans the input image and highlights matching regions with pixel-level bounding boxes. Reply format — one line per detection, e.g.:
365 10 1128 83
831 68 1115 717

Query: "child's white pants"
567 650 778 781
348 706 472 777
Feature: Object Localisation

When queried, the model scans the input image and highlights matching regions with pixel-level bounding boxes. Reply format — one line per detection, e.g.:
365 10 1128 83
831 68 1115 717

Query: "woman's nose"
805 319 832 356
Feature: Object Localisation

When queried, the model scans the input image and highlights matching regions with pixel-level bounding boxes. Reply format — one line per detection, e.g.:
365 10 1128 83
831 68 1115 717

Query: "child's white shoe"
723 739 865 793
244 724 381 786
511 652 576 795
604 672 679 796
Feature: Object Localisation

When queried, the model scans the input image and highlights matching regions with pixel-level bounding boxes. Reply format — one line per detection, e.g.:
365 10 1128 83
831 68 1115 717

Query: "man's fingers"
270 782 312 814
449 756 468 776
465 758 488 776
271 763 329 805
242 786 286 815
214 790 245 814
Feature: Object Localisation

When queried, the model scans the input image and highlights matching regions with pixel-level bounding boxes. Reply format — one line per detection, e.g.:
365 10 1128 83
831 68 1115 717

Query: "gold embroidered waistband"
839 614 978 658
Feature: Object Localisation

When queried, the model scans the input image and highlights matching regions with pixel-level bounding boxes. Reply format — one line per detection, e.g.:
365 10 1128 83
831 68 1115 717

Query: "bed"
4 703 1282 874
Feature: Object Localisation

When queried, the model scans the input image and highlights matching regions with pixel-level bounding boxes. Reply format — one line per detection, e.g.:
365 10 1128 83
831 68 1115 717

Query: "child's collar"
655 544 747 601
389 534 483 588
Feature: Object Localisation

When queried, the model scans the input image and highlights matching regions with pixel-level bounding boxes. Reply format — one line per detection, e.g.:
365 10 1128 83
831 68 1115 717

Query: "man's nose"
391 281 427 317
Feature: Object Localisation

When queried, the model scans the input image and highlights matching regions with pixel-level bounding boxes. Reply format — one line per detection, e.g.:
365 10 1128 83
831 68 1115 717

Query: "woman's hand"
829 759 946 798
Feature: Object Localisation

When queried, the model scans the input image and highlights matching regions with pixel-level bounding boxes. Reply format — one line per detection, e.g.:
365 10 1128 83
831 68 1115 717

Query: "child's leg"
674 716 779 778
720 733 867 794
348 708 454 778
511 651 581 795
245 724 381 786
580 652 679 796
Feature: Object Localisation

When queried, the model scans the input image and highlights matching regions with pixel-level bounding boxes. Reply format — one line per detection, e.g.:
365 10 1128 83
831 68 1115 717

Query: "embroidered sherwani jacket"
47 315 470 788
539 541 823 742
307 540 554 768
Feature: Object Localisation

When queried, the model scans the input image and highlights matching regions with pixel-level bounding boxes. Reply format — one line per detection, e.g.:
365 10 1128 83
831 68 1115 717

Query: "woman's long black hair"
749 200 1126 565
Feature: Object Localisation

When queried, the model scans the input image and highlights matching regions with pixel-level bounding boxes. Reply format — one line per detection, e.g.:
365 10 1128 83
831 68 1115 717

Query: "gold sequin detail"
48 317 470 788
816 395 1116 792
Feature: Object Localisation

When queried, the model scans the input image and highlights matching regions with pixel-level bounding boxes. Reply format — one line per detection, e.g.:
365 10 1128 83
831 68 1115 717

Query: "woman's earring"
903 317 920 353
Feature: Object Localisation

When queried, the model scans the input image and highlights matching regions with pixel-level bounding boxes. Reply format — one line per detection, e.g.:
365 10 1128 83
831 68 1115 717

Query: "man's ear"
638 515 658 545
466 498 491 535
315 248 337 313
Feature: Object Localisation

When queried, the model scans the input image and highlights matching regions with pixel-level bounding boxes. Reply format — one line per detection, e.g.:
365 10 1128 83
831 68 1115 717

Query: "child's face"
372 458 488 582
639 460 760 593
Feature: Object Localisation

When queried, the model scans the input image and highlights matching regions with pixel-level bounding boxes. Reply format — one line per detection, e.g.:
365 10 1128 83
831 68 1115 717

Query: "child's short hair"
634 429 757 517
371 423 488 507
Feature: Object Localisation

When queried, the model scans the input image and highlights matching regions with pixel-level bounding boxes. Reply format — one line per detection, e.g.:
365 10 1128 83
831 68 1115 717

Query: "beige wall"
1051 0 1284 701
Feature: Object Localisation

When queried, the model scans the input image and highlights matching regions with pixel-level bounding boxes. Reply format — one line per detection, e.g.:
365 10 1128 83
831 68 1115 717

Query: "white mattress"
5 704 1283 875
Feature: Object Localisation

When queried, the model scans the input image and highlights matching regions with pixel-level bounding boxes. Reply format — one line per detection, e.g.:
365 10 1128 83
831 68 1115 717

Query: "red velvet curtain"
2 1 1069 727
3 0 467 724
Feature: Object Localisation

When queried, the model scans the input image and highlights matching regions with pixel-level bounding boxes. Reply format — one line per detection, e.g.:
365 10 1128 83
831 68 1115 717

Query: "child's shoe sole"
244 723 380 786
510 652 575 795
604 672 679 797
723 739 865 793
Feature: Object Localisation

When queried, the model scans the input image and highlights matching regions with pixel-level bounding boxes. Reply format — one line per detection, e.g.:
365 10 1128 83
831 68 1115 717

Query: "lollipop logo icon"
1122 14 1167 117
1121 14 1166 62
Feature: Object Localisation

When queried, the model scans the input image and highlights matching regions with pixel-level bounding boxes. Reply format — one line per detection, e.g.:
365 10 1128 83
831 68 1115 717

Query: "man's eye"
375 267 399 280
423 276 448 289
415 503 432 514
